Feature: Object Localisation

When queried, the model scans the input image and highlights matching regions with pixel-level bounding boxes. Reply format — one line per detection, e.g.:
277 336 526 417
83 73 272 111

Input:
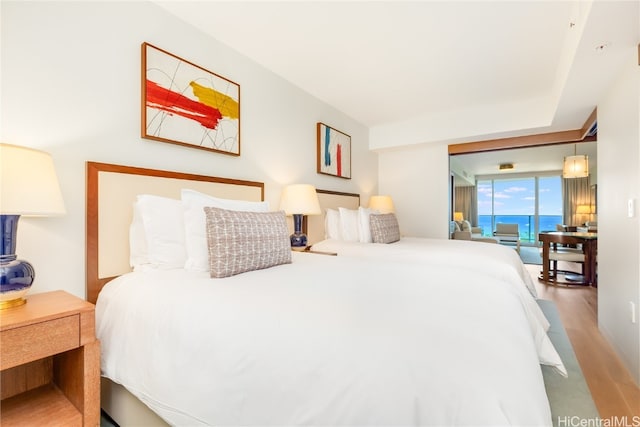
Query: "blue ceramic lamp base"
290 233 308 250
1 215 35 309
290 214 308 251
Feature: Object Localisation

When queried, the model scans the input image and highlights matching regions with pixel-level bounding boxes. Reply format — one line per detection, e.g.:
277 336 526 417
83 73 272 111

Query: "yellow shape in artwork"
190 81 239 120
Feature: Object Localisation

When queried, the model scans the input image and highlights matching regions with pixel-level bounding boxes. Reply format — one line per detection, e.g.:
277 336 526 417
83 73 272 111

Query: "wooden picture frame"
316 122 351 179
141 42 240 156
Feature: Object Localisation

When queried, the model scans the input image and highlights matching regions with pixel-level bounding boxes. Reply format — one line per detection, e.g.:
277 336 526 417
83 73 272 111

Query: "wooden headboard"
85 162 264 304
307 189 360 245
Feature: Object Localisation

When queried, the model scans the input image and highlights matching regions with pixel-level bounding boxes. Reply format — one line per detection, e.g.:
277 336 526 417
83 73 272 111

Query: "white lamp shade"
0 143 66 215
562 155 589 178
279 184 321 216
453 212 464 222
369 195 395 213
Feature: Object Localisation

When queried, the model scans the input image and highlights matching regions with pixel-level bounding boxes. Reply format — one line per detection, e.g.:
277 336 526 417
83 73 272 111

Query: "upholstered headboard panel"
307 189 360 245
86 162 264 303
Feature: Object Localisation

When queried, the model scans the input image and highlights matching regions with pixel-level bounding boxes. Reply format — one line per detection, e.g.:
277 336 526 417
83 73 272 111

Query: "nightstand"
0 290 100 426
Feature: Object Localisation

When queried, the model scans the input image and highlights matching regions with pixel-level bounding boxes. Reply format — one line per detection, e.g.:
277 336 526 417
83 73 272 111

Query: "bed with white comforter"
89 166 565 426
97 251 564 426
311 237 538 298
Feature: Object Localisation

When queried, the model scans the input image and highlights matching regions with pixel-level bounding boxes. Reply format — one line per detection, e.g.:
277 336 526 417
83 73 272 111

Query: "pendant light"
563 144 589 178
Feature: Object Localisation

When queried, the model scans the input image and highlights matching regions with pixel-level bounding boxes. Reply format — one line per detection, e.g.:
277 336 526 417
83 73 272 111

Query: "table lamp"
453 212 464 222
576 204 592 226
279 184 321 249
368 195 395 214
0 143 66 309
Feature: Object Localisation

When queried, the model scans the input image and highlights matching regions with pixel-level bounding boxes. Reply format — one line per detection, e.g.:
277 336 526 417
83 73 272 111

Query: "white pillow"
338 207 360 242
358 206 375 243
135 194 187 270
181 189 270 272
325 208 342 240
129 202 149 270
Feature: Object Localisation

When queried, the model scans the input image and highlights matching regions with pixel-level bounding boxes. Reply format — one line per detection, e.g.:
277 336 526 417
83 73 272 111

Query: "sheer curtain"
455 186 478 225
562 177 591 225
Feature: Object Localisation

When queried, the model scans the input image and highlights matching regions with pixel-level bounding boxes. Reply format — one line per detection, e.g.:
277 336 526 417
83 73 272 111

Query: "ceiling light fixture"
499 163 514 171
563 144 589 179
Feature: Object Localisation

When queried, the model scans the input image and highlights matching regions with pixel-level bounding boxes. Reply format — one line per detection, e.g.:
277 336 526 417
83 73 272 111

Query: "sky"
477 176 562 216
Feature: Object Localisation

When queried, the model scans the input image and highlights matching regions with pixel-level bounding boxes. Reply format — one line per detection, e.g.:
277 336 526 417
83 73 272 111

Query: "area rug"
520 245 542 265
538 299 599 425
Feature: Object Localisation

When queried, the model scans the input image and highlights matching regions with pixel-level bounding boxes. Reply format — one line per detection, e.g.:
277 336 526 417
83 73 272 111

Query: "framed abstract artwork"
142 42 240 156
316 122 351 179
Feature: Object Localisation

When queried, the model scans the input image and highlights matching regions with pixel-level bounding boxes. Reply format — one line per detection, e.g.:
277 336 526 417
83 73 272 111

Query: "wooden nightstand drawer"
1 315 79 371
0 291 99 426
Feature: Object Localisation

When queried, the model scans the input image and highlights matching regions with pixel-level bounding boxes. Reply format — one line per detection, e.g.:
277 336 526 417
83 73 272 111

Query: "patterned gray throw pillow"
204 207 292 278
370 213 401 244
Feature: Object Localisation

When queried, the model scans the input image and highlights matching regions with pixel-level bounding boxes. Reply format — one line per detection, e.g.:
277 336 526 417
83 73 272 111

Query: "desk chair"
541 245 586 284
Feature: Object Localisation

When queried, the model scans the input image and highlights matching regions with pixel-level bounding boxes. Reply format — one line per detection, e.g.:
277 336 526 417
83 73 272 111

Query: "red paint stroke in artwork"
146 80 222 129
336 144 342 177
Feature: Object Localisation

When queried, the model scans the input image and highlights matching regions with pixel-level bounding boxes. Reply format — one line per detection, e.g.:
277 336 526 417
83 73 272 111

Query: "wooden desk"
538 232 598 286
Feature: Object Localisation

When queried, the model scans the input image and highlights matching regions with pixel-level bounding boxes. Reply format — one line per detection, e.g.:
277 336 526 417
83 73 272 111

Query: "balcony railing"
477 215 562 244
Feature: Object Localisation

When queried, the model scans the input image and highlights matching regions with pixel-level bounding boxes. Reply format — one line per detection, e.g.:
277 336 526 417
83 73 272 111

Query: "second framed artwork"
142 42 240 156
316 122 351 179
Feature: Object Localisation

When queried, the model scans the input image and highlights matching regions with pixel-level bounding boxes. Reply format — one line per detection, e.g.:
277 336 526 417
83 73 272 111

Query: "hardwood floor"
525 263 640 419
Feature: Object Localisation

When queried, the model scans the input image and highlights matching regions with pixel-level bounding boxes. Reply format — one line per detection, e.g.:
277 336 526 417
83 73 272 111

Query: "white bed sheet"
311 237 538 298
97 252 562 426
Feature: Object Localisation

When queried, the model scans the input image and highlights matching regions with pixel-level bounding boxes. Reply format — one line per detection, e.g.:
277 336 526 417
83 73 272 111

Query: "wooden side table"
0 290 100 426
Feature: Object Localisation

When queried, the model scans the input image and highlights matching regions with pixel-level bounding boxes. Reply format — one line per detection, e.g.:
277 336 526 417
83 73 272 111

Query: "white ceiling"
153 0 638 172
156 1 573 126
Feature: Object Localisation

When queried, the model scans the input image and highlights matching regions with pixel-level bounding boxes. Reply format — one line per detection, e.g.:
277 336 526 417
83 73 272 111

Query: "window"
538 176 563 232
477 175 562 244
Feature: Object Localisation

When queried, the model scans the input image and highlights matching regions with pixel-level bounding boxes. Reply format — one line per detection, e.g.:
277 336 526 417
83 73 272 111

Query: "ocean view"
477 215 562 243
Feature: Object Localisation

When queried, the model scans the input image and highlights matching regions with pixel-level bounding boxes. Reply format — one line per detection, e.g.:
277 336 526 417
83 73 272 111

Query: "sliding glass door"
477 175 562 245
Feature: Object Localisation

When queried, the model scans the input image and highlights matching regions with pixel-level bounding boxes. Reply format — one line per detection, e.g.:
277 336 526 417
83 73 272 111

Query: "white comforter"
97 252 561 426
309 239 561 371
311 237 538 298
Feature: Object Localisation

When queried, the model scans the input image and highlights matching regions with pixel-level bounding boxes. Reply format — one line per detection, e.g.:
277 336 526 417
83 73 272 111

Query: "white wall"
0 1 378 299
597 49 640 384
378 142 450 239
